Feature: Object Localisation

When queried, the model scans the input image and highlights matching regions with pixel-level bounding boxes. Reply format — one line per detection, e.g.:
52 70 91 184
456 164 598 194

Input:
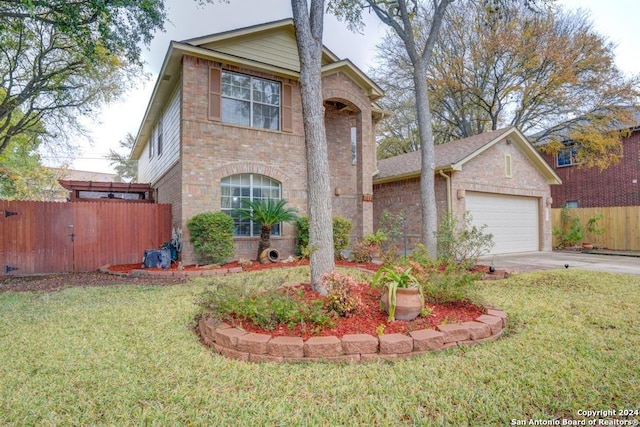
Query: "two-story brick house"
130 20 385 263
539 111 640 208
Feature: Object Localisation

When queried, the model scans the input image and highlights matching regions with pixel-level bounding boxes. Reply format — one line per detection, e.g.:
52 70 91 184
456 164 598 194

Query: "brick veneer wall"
373 137 554 252
541 130 640 208
373 175 448 249
177 56 378 263
198 308 507 363
154 160 182 230
323 72 377 239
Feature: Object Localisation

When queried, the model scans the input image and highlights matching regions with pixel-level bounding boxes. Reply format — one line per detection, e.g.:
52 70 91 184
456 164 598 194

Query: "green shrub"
420 263 481 305
553 208 583 248
322 271 362 317
403 245 481 305
348 230 388 262
332 216 352 252
553 209 606 248
187 212 234 264
198 284 332 331
296 216 353 257
436 211 494 269
295 216 310 255
363 230 387 246
378 209 405 249
350 240 377 263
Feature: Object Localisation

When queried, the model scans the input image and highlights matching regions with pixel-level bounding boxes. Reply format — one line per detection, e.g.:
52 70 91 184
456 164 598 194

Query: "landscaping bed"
105 258 383 275
218 282 484 340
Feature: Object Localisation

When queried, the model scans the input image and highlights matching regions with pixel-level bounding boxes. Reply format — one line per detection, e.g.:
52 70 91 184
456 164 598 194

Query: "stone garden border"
197 308 507 363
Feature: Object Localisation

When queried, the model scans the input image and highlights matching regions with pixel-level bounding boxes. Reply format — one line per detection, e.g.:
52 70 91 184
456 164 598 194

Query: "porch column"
356 111 374 238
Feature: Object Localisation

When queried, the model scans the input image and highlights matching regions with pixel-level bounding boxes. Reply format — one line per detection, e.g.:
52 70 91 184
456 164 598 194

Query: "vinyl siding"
138 84 181 184
201 30 301 72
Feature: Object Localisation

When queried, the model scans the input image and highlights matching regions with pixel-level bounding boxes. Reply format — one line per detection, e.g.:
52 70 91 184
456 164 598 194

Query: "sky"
63 0 640 174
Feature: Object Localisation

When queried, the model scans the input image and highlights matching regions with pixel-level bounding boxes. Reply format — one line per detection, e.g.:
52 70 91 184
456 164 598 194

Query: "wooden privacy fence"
551 206 640 251
1 200 171 275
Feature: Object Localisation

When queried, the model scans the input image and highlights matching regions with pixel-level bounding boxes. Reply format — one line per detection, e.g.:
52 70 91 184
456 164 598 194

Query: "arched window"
221 173 282 236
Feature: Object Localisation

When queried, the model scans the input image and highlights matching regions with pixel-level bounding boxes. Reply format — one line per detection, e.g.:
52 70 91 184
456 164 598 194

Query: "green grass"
0 268 639 425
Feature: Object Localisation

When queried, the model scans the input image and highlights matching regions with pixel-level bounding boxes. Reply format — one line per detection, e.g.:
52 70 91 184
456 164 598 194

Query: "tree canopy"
106 133 138 183
0 0 197 158
0 0 166 65
0 128 67 201
370 2 639 168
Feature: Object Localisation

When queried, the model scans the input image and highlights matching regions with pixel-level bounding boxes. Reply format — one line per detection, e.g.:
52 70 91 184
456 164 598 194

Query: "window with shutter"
210 69 286 131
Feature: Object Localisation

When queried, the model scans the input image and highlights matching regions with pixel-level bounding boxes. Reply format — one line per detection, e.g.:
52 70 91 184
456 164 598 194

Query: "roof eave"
321 60 384 101
131 42 182 159
373 171 421 185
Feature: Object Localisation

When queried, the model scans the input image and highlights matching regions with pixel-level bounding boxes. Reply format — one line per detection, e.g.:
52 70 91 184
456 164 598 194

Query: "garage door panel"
465 192 539 254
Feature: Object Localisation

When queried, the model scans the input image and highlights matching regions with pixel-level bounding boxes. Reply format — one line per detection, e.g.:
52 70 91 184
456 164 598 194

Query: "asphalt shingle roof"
375 127 513 180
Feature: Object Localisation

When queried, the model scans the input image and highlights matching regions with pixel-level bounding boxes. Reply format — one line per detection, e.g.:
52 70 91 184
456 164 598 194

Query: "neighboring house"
131 19 385 263
53 168 119 183
538 112 640 208
58 180 154 202
48 168 119 202
373 127 562 255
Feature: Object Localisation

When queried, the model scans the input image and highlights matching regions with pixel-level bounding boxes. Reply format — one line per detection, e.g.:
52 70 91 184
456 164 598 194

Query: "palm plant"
236 198 298 260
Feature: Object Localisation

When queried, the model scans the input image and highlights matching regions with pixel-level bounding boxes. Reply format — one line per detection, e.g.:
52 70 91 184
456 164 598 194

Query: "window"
148 130 154 159
351 127 357 164
221 71 280 130
221 174 282 236
557 144 579 167
565 200 579 208
157 116 163 157
505 154 512 178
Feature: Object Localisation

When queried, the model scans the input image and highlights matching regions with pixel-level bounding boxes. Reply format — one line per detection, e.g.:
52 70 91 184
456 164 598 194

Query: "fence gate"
1 200 171 275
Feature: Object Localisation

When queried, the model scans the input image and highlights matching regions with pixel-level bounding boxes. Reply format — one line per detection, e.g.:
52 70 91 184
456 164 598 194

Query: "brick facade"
374 134 555 253
153 56 378 263
541 130 640 208
154 161 182 230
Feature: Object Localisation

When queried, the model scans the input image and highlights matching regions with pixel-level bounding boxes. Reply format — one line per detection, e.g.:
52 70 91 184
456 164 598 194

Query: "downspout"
438 170 452 213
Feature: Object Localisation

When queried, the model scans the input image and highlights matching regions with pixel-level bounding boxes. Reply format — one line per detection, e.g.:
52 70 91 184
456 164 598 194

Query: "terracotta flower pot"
380 287 423 321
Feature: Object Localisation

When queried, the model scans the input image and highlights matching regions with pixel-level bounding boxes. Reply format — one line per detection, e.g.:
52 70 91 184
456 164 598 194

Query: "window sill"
214 121 287 135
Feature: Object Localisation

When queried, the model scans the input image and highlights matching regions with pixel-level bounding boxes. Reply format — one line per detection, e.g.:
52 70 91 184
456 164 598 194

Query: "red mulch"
106 258 383 274
224 282 484 340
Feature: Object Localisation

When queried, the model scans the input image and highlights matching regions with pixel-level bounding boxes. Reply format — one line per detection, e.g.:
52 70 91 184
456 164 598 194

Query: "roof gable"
375 127 561 185
184 19 338 73
132 20 385 159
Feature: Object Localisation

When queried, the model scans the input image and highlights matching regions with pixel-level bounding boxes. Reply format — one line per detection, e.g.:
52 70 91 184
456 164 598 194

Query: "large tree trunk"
413 58 439 258
291 0 335 295
361 0 452 259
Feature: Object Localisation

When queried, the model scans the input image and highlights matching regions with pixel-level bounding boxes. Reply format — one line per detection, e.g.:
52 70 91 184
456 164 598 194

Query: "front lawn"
0 269 638 425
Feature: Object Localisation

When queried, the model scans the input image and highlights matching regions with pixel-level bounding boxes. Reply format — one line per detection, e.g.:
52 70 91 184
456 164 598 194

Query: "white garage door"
465 192 539 254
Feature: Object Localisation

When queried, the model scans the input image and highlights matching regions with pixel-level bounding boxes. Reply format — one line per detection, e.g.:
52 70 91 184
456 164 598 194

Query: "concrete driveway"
478 251 640 275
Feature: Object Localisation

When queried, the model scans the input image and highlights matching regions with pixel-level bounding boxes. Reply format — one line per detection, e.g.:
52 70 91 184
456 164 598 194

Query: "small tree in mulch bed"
235 199 299 261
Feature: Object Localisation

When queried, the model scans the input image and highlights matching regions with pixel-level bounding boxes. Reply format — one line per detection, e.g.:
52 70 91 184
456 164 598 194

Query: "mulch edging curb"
99 264 510 281
99 264 244 278
197 308 507 363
